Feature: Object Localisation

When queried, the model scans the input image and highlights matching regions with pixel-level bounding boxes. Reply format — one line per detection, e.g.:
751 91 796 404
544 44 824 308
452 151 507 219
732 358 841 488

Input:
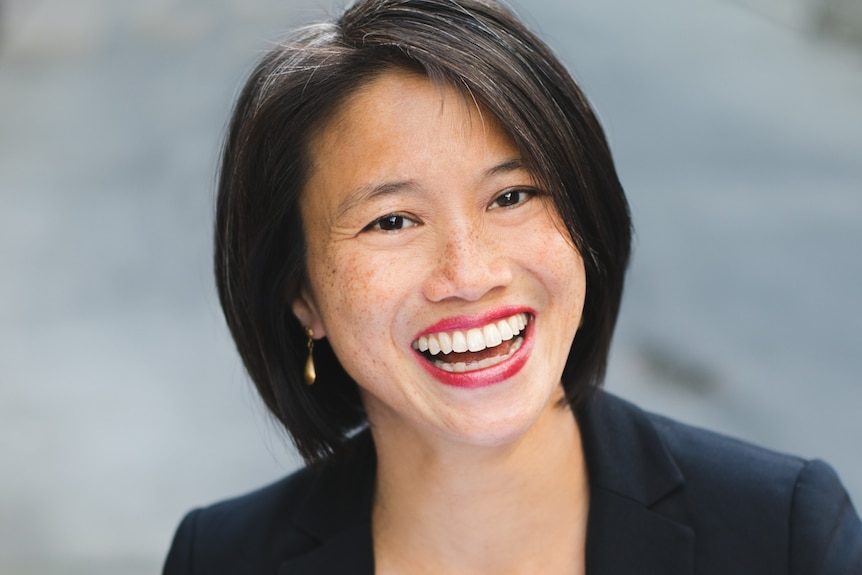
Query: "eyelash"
488 188 538 210
364 213 419 232
363 188 539 233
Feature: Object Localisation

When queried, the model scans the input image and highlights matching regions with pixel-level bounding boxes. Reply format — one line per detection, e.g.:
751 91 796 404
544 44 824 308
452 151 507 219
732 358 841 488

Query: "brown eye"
378 215 405 231
490 189 535 209
367 213 418 232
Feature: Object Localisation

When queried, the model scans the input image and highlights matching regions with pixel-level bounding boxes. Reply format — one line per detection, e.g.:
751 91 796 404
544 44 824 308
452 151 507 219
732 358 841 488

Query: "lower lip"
415 320 534 389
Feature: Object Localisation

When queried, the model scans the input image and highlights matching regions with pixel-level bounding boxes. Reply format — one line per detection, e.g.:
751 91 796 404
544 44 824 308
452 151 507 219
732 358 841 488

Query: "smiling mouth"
411 312 531 373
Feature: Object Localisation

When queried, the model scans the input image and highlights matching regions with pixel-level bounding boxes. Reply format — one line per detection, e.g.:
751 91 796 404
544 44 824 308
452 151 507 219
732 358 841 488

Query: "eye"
489 188 537 210
365 213 419 232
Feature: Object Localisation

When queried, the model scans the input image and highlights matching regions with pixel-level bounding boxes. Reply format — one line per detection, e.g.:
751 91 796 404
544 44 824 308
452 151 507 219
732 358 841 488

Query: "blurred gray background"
1 0 860 572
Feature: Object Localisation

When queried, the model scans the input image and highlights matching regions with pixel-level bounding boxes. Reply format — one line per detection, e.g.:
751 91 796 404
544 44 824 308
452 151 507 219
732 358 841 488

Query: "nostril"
420 227 514 302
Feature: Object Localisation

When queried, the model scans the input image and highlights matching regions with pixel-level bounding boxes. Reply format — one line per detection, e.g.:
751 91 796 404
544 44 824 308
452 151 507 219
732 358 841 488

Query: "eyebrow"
485 158 529 177
334 180 420 221
334 157 530 219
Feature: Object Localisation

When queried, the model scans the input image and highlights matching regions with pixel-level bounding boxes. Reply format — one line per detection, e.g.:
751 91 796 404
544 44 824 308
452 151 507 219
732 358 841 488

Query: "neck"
370 391 589 575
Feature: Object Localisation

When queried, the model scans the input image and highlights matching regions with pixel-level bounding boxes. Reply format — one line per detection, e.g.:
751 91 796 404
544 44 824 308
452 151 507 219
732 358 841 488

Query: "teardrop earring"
304 327 316 386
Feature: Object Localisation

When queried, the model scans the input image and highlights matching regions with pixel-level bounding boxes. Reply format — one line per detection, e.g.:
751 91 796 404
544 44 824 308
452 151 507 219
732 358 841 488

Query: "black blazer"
163 392 862 574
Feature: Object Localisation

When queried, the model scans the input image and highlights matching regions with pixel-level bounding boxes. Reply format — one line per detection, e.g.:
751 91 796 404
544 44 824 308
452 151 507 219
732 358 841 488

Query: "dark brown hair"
215 0 632 463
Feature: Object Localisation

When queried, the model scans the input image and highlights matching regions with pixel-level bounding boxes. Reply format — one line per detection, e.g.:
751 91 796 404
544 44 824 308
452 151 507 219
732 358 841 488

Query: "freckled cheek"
314 249 407 333
520 229 586 309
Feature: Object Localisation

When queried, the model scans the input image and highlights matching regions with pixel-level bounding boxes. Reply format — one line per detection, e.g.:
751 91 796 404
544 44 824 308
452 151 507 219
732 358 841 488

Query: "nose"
422 220 513 303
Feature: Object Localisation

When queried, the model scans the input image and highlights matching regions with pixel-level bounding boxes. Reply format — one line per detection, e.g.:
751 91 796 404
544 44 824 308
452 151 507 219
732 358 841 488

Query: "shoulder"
586 391 841 495
582 392 862 573
646 407 809 493
162 431 377 575
581 391 810 505
650 407 862 572
162 464 324 575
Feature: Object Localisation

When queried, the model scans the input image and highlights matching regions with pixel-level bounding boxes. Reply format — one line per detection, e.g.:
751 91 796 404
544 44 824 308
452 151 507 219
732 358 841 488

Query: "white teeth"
438 332 453 354
433 336 524 372
427 336 440 355
466 328 484 352
417 336 429 352
483 323 503 347
498 319 514 341
414 313 530 358
451 331 468 353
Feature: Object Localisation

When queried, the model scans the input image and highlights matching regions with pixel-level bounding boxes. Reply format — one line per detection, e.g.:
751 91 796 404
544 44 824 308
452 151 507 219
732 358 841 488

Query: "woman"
164 0 862 573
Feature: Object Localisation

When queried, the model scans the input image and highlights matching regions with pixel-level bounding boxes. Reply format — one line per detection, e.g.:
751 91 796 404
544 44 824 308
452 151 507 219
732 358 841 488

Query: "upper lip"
414 306 535 340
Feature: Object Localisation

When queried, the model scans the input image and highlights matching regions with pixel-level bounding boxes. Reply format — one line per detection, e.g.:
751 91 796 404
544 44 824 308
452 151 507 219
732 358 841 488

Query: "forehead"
310 69 514 160
303 70 527 200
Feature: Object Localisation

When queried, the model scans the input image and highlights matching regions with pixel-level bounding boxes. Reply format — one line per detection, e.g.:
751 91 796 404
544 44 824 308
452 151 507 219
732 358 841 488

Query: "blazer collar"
278 432 377 575
579 391 695 573
279 392 695 574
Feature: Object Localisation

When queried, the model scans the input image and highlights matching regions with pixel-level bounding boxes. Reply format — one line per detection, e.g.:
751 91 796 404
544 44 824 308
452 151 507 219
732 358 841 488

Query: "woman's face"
293 70 586 448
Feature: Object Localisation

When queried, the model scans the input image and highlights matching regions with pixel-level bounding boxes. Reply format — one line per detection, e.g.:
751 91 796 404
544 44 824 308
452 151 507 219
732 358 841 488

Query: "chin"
432 386 558 449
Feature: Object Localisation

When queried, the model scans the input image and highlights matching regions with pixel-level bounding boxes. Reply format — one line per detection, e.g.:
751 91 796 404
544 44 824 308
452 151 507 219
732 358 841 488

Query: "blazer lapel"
580 392 695 574
279 433 376 575
278 523 373 575
278 393 695 574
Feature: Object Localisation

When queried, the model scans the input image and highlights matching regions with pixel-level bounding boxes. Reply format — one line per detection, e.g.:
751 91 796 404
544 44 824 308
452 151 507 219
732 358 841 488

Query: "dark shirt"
164 392 862 574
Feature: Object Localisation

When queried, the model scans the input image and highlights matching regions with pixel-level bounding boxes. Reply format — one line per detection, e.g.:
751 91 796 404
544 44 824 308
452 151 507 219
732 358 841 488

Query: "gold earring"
304 327 316 386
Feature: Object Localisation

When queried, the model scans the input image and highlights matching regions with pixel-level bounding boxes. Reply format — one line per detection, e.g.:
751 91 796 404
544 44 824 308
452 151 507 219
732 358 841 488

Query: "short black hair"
215 0 632 463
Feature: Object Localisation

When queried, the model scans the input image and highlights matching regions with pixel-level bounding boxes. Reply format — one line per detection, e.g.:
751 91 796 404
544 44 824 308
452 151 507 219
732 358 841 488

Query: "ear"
291 287 327 339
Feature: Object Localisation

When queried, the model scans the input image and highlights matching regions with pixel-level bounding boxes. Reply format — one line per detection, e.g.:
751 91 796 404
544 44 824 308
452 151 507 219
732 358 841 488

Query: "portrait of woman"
162 0 862 572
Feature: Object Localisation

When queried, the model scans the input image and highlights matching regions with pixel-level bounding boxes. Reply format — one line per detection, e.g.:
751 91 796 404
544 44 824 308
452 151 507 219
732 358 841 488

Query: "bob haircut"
215 0 632 463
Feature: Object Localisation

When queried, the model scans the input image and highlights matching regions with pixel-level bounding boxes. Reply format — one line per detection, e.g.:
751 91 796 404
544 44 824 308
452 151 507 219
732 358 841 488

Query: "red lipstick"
415 306 534 338
413 308 535 389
